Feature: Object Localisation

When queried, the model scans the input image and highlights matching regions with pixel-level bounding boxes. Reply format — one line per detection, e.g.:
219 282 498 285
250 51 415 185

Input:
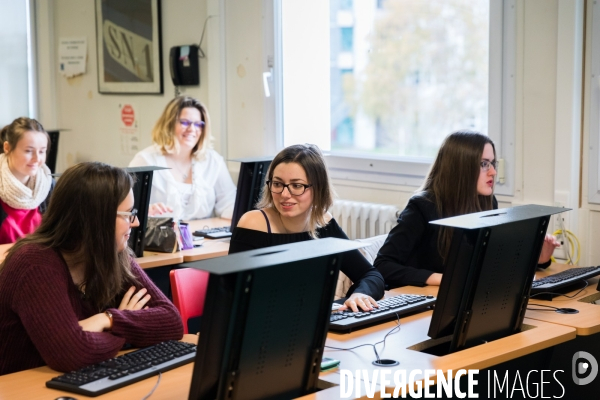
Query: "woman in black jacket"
374 130 559 288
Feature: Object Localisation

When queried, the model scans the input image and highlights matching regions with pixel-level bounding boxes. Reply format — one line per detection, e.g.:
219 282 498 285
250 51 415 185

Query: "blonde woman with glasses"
129 96 236 220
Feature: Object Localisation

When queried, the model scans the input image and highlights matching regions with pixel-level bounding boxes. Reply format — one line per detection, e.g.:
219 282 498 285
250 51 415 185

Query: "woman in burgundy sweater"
0 162 183 375
0 117 55 244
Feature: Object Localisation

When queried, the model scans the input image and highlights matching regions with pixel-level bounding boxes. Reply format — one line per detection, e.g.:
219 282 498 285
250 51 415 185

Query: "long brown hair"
1 162 138 311
152 96 212 159
1 117 50 154
420 130 496 260
256 144 334 238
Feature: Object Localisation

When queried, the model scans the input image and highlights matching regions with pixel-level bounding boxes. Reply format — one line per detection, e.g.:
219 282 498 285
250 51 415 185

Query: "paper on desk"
59 37 87 78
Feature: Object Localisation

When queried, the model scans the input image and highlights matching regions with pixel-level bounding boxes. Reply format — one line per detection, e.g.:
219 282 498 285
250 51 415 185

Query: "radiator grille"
331 200 400 240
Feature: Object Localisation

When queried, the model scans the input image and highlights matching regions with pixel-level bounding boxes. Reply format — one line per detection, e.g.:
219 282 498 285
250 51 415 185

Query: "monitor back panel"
128 170 153 257
452 217 547 350
190 254 338 399
230 160 271 230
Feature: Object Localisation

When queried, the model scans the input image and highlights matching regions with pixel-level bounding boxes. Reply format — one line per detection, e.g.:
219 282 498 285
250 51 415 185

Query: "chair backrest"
334 234 388 300
169 268 210 334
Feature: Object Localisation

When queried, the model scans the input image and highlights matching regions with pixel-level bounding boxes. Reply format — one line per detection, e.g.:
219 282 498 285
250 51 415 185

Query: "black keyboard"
329 294 436 333
193 226 232 239
46 340 196 397
530 266 600 295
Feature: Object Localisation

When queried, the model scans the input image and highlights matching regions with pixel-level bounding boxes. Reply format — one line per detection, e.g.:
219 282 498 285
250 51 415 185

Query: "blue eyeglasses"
178 119 206 130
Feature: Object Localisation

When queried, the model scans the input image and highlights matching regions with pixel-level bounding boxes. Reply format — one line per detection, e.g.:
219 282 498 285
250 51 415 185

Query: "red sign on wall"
121 104 135 127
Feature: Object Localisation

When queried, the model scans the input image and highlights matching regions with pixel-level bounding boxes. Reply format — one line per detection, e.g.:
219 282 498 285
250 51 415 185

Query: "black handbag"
144 217 179 253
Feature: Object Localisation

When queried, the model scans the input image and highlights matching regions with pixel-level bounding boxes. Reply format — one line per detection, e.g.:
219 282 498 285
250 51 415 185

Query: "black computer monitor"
186 238 363 400
124 166 168 257
427 205 567 354
229 157 272 230
46 129 61 173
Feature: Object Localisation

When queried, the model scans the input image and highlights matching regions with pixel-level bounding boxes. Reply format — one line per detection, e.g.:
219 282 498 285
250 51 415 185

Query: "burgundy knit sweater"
0 244 184 375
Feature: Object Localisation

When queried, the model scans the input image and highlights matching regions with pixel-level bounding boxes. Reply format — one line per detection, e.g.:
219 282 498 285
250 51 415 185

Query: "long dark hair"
420 130 496 260
256 144 334 238
1 162 138 311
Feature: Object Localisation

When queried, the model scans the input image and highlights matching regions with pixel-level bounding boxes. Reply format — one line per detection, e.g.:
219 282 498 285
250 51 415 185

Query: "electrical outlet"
552 201 570 261
553 232 568 261
552 212 570 262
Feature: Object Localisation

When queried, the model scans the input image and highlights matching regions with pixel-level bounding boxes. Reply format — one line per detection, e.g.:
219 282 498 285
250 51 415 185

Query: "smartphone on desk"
320 357 340 371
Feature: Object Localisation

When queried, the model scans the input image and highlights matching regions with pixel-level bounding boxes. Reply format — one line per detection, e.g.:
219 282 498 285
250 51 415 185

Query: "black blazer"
374 192 498 289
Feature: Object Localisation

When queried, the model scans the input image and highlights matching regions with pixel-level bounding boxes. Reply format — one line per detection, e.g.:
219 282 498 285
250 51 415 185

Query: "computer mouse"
54 397 78 400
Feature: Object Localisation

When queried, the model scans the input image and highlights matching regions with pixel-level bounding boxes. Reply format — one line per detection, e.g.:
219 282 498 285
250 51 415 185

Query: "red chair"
169 268 210 334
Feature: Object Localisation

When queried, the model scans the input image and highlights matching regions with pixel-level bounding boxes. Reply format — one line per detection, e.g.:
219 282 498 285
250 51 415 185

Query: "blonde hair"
256 144 334 238
151 96 212 159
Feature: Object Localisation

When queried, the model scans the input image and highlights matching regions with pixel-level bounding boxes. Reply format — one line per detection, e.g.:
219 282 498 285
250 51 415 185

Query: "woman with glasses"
0 162 183 375
129 96 236 220
374 130 559 289
0 117 54 244
229 144 384 312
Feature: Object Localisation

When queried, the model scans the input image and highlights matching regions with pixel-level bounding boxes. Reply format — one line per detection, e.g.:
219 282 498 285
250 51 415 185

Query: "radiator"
331 200 400 240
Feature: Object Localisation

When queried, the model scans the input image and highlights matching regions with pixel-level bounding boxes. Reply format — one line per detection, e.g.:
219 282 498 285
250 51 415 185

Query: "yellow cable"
550 229 580 265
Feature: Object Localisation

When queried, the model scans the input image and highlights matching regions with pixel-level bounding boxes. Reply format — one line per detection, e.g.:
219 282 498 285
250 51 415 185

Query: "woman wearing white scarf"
0 117 54 244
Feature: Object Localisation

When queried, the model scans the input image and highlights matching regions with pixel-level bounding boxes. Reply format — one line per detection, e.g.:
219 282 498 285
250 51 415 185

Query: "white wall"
39 0 600 264
36 0 219 172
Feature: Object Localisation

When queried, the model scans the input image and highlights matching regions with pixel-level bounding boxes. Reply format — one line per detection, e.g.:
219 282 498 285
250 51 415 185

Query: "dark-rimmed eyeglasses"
480 160 498 172
178 119 205 130
266 180 313 196
117 208 138 223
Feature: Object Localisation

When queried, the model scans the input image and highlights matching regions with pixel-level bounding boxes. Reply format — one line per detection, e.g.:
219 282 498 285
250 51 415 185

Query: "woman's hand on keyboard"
118 286 151 311
339 292 379 312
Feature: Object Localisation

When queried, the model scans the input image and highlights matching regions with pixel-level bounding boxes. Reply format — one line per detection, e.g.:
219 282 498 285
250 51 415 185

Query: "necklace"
170 157 192 180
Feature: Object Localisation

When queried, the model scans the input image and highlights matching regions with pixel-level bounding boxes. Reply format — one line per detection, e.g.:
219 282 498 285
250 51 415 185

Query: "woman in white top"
129 96 236 220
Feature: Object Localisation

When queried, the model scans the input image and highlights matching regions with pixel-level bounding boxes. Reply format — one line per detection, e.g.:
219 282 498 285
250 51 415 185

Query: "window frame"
271 0 516 195
588 0 600 203
27 0 37 117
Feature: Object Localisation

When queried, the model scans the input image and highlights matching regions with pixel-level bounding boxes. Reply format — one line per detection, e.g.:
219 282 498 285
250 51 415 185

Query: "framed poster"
95 0 163 94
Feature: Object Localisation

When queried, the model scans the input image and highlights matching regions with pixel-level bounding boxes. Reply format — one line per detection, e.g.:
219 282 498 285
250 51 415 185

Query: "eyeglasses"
480 160 498 172
178 119 205 130
266 180 313 196
117 208 138 223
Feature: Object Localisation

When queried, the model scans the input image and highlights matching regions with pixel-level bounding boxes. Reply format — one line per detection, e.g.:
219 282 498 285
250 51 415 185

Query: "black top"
374 192 499 289
229 218 385 300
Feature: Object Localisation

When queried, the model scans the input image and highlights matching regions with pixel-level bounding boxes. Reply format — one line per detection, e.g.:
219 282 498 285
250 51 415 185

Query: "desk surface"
141 218 230 264
525 263 600 335
0 286 576 400
0 218 232 270
324 287 575 386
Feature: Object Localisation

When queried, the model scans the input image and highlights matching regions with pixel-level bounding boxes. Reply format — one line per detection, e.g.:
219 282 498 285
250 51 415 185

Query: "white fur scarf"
0 153 52 210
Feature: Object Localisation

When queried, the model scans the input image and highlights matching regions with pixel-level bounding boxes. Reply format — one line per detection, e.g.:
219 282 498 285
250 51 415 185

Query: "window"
276 0 515 194
589 0 600 203
0 0 36 124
